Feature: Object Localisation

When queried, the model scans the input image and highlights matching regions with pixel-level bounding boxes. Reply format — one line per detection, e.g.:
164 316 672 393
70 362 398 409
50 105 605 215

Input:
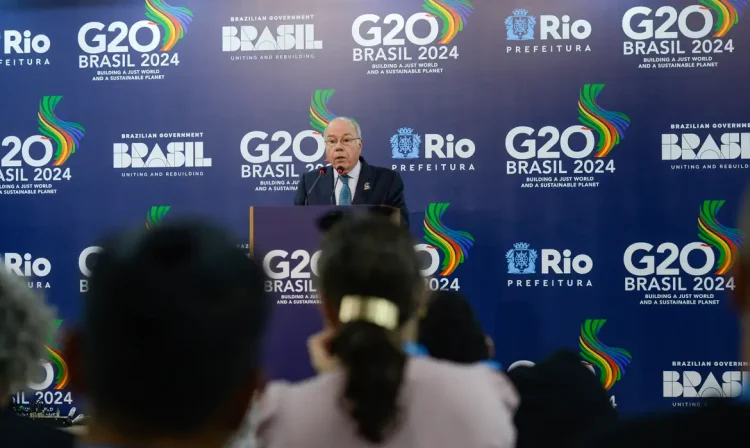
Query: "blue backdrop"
1 0 749 418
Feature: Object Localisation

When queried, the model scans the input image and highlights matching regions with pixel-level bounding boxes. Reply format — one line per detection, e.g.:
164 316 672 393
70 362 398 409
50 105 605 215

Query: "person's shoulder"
409 357 519 409
255 374 346 446
406 358 519 445
257 373 345 419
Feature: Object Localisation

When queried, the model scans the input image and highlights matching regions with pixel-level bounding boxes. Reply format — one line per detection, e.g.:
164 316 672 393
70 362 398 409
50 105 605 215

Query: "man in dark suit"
293 117 409 227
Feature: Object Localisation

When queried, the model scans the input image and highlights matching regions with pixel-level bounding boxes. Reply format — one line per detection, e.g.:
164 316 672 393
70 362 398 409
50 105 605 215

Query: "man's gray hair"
0 268 55 397
324 116 362 140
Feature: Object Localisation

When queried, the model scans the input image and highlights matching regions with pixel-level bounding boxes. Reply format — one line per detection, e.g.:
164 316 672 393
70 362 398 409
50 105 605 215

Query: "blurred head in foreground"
418 290 492 364
317 215 424 443
67 221 269 448
0 268 54 406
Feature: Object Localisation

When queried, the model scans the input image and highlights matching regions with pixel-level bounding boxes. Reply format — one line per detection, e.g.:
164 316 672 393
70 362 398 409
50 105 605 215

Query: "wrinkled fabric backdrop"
1 0 749 417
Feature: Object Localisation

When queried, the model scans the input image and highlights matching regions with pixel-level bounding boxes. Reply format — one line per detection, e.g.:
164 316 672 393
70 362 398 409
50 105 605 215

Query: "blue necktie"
339 174 352 206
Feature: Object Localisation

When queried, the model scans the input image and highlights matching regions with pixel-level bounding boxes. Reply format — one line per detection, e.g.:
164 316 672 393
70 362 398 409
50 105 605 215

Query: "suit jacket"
507 349 618 448
293 157 409 228
577 400 750 447
0 406 74 448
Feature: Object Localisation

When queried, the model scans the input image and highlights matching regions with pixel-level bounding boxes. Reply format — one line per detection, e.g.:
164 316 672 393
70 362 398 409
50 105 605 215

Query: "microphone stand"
304 166 328 205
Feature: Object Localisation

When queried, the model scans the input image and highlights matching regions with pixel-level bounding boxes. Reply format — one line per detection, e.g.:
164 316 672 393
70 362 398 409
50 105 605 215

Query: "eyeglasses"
325 137 361 147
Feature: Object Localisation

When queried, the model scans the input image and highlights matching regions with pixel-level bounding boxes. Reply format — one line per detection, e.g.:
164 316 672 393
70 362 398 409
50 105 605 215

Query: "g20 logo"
77 2 193 69
353 13 443 47
505 126 615 175
623 6 716 40
240 131 325 164
351 4 473 64
623 242 734 292
240 130 327 178
1 136 73 182
263 249 322 280
1 96 84 186
414 243 460 291
78 21 182 68
262 246 446 282
622 5 738 56
79 21 165 54
624 242 715 276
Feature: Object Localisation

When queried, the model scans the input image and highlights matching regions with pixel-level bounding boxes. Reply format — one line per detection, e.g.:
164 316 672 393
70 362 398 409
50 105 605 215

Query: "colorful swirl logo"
146 205 171 229
145 0 194 52
579 319 631 391
577 84 631 158
309 89 338 134
45 320 69 390
45 346 70 390
422 0 475 44
423 202 474 276
698 200 743 275
37 96 85 167
699 0 746 38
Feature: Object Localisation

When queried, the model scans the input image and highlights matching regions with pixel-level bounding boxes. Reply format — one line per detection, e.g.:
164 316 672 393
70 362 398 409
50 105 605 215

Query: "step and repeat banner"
1 0 749 418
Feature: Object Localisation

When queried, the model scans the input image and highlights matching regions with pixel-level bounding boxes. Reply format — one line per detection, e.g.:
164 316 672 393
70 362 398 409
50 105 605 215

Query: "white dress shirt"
334 161 361 205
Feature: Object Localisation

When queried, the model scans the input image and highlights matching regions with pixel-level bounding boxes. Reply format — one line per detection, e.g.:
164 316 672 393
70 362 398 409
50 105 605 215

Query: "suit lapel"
352 160 372 205
317 168 335 204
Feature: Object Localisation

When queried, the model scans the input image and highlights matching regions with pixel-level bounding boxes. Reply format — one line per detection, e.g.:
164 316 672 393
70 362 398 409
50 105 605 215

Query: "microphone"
330 166 344 205
304 166 329 205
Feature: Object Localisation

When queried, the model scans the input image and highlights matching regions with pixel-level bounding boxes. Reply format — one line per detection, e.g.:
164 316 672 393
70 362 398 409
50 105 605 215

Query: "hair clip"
339 295 399 330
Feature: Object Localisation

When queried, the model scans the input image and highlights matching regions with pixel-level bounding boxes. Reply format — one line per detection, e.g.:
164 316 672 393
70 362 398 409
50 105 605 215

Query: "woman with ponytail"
255 215 518 448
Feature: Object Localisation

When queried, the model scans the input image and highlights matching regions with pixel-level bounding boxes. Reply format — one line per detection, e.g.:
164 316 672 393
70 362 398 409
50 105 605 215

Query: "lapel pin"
364 182 370 191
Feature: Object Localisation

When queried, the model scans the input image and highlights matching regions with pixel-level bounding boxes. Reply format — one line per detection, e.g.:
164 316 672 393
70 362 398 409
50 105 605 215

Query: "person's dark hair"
318 215 422 443
84 221 269 435
418 290 489 364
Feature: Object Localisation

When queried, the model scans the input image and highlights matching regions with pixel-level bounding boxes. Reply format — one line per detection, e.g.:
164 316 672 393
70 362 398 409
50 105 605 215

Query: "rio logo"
1 253 51 289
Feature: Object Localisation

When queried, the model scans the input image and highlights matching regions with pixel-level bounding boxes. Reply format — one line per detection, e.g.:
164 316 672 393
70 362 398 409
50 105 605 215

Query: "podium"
249 205 400 382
